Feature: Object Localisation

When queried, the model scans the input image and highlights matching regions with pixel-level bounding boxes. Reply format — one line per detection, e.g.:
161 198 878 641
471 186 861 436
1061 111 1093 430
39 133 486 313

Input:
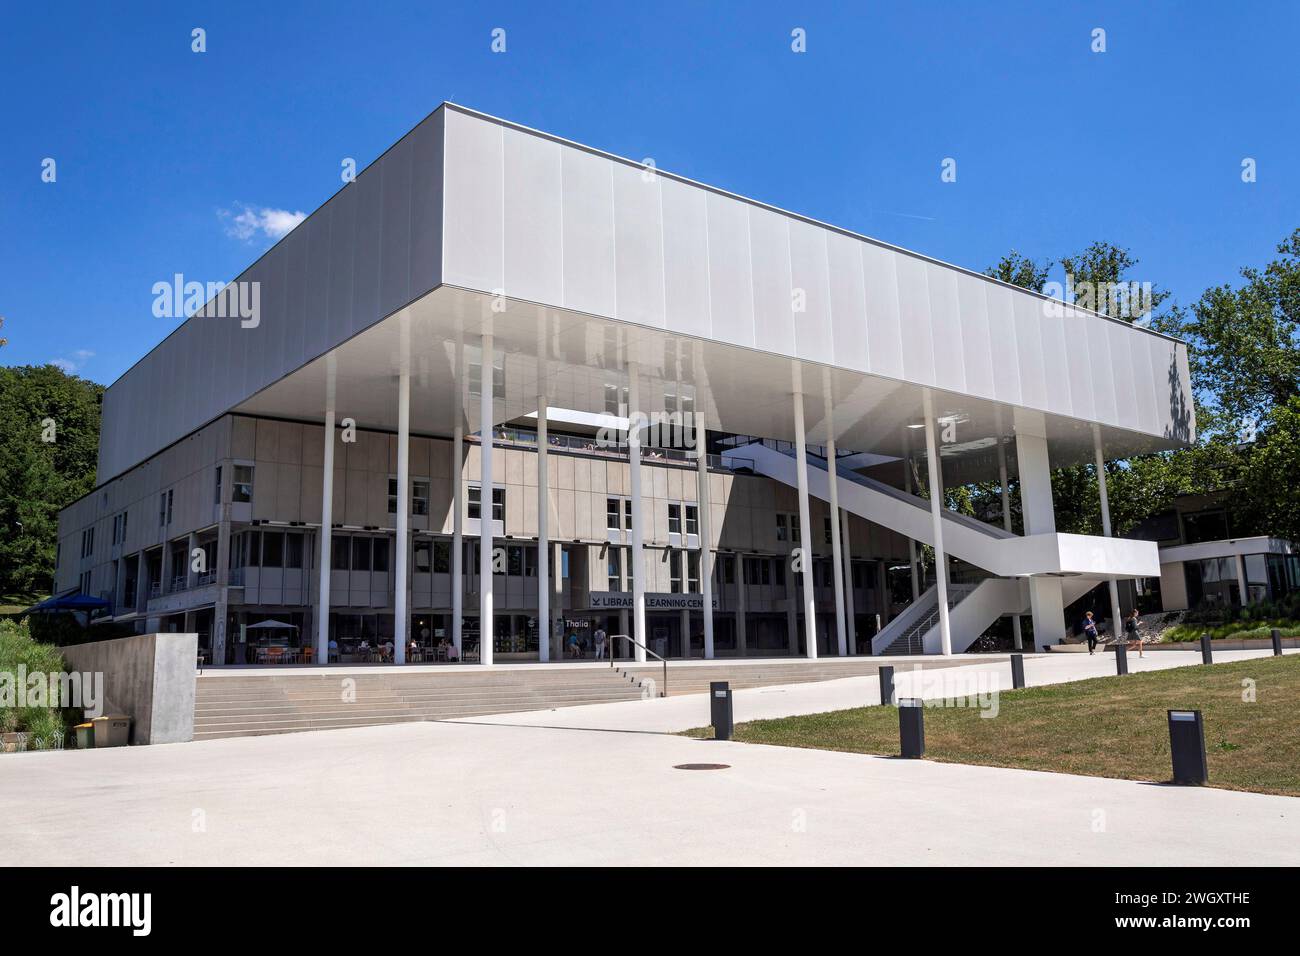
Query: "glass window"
387 478 398 515
413 480 430 516
773 559 784 587
352 537 371 572
491 488 504 522
372 538 388 573
775 514 787 542
791 514 801 543
669 550 682 593
687 551 700 592
331 535 349 570
607 549 622 591
414 539 432 573
524 546 537 577
232 465 253 503
824 517 833 545
214 466 222 505
508 545 523 577
433 540 451 573
607 498 621 530
668 503 681 535
158 493 167 527
285 533 303 569
245 530 260 567
468 486 481 520
262 531 283 568
685 505 698 536
624 500 633 528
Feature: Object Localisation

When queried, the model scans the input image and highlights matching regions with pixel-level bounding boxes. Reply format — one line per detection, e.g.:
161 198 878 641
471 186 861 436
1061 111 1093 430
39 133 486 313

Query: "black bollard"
710 681 733 741
1167 710 1208 785
1272 628 1283 657
1115 639 1129 675
878 665 895 707
898 698 925 758
1200 633 1213 665
1010 653 1025 689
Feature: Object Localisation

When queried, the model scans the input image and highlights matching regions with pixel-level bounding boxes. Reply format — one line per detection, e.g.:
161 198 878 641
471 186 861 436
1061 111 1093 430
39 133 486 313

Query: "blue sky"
1 1 1296 385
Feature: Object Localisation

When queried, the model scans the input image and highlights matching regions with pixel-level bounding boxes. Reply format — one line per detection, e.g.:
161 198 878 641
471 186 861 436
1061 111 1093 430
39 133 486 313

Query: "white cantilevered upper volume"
96 103 1194 486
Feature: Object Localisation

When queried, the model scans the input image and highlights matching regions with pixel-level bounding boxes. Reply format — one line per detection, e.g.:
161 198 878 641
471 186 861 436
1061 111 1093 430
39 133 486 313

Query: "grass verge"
684 655 1300 796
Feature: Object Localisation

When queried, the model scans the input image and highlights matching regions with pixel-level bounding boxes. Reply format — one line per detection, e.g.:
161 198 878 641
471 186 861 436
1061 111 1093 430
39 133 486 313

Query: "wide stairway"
194 658 937 740
194 667 646 740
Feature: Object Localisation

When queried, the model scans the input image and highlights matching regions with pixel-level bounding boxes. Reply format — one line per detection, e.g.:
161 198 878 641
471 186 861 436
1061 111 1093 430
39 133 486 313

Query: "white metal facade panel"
503 126 563 306
825 230 868 373
442 107 503 293
926 263 966 395
788 220 833 364
895 253 935 386
611 162 666 329
748 205 795 356
560 146 617 317
704 192 754 348
860 242 904 380
660 177 712 339
954 272 994 400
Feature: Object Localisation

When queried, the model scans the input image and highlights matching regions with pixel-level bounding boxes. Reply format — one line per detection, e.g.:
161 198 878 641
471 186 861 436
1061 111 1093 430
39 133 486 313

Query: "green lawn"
684 655 1300 796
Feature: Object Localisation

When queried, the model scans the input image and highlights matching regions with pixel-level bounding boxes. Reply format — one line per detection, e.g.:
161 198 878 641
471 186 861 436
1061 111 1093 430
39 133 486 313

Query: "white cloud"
51 349 94 373
219 204 307 242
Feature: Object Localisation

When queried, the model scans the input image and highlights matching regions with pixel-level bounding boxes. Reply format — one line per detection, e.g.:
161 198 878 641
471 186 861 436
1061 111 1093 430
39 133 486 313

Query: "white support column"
1235 554 1250 610
537 396 550 662
479 334 495 666
904 456 921 600
1093 424 1123 645
628 362 647 662
393 337 410 665
695 409 715 659
998 438 1024 651
923 390 953 656
452 423 463 658
793 370 818 659
841 508 856 654
1017 412 1066 647
316 369 336 665
826 434 847 656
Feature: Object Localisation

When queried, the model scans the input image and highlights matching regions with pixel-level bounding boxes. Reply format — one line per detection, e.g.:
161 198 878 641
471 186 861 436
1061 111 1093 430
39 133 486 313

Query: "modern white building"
56 104 1195 665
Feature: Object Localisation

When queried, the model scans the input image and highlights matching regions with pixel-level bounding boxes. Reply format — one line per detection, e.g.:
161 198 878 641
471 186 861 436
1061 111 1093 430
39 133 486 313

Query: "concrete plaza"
2 649 1297 866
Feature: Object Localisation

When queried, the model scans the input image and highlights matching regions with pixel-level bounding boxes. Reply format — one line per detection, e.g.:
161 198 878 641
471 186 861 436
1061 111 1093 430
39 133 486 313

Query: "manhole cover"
673 763 731 771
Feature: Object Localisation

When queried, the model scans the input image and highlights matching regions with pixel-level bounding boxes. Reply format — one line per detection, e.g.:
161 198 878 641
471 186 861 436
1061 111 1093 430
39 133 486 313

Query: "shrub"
0 618 75 748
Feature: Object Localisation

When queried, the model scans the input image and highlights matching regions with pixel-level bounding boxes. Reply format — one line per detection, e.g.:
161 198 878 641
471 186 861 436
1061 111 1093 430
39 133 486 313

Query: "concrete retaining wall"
62 633 198 744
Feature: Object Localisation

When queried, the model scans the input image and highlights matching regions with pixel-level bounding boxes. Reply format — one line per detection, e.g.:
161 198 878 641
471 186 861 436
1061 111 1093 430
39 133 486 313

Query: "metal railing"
609 634 667 697
470 427 748 473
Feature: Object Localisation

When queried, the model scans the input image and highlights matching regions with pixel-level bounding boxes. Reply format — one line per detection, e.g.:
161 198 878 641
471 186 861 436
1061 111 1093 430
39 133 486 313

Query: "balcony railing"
471 426 748 472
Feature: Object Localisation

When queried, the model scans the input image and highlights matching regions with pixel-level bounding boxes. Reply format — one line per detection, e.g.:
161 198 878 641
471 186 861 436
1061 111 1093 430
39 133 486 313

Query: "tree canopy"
0 365 103 598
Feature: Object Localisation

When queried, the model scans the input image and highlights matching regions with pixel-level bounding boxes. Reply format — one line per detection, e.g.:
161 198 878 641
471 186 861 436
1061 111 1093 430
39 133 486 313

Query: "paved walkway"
3 649 1296 866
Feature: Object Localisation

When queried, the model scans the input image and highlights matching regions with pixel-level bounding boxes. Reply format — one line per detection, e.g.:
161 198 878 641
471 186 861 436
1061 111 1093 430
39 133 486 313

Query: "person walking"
1124 608 1143 658
1082 611 1100 655
594 625 607 660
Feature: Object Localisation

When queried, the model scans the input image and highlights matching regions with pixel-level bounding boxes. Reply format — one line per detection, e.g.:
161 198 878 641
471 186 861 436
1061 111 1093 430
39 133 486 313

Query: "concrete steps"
194 668 647 739
192 659 924 740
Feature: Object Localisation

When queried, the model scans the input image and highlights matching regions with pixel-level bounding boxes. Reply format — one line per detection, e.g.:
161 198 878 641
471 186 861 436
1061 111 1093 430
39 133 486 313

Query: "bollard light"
878 665 895 707
710 681 733 741
1272 628 1283 657
1010 653 1025 689
1200 633 1213 665
1167 710 1208 785
1115 638 1128 675
898 697 925 759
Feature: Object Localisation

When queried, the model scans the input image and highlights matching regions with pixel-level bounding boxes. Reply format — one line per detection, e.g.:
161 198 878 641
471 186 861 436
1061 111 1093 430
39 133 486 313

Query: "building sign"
588 591 719 610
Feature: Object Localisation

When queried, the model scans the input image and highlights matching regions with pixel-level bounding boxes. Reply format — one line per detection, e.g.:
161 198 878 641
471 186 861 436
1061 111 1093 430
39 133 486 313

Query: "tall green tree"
0 365 103 597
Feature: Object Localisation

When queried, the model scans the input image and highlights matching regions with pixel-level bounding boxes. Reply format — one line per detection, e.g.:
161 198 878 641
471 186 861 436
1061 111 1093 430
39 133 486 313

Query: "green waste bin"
74 723 95 749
